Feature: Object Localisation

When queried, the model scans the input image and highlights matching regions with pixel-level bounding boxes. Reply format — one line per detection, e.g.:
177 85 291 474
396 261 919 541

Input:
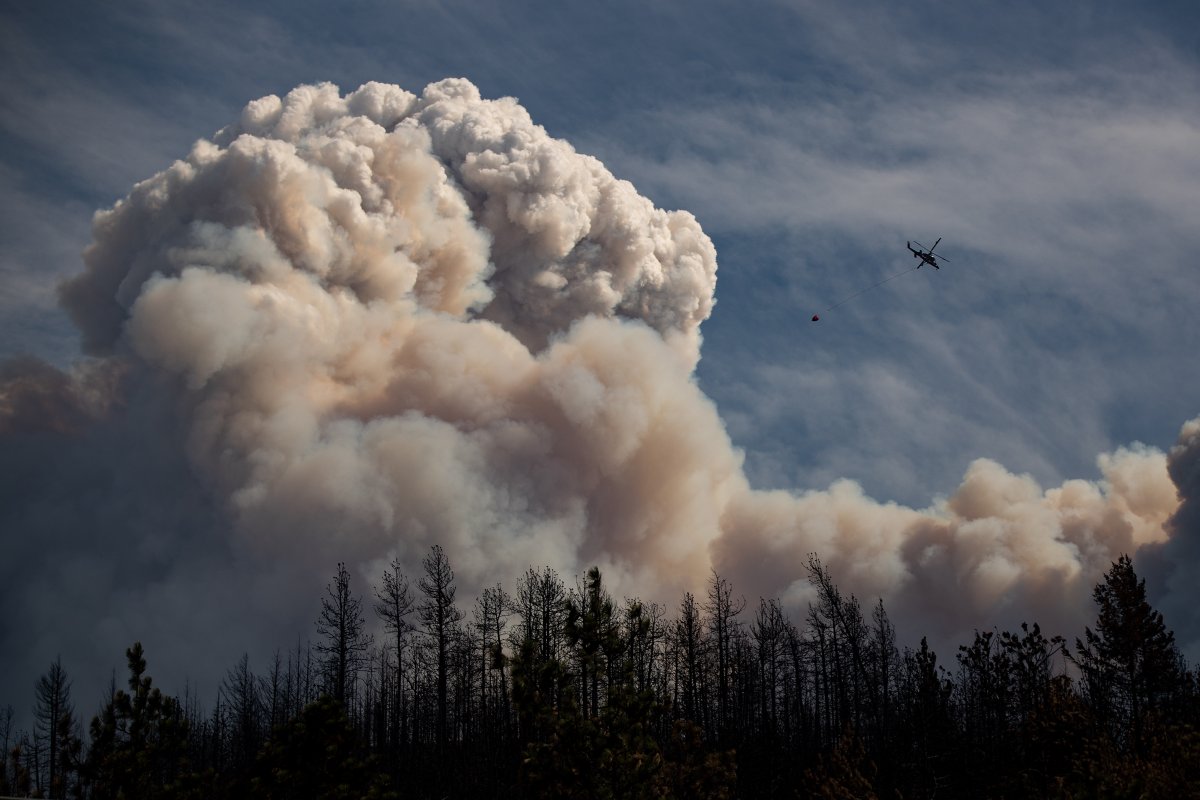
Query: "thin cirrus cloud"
578 47 1200 512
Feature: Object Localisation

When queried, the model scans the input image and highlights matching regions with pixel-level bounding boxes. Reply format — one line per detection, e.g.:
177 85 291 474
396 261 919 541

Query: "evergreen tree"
1070 554 1186 750
511 634 586 797
262 649 287 734
417 544 464 748
513 566 569 669
0 704 12 795
674 592 707 728
751 597 786 738
34 657 75 797
220 653 262 775
8 737 32 797
9 551 1199 798
251 695 394 800
474 583 514 738
955 630 1011 779
1020 674 1090 797
703 571 744 743
999 622 1064 725
659 719 736 800
591 603 668 799
83 642 195 799
566 567 620 720
803 725 880 800
316 562 372 706
515 571 723 800
373 557 414 753
897 637 954 798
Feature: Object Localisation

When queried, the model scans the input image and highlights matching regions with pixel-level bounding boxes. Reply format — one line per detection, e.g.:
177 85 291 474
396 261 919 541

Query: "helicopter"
907 238 949 269
810 238 953 321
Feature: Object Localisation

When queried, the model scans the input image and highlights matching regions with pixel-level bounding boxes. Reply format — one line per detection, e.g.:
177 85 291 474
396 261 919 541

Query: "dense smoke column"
33 77 1199 635
54 78 727 597
1 79 1194 716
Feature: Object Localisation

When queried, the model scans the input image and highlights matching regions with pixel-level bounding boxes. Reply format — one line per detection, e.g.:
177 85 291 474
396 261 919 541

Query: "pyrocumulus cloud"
3 79 1197 704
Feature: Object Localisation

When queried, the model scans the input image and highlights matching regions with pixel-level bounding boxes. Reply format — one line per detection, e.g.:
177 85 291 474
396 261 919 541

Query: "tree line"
2 550 1197 798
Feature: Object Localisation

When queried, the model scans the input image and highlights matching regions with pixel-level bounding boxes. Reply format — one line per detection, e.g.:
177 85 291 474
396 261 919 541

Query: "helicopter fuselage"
909 247 939 269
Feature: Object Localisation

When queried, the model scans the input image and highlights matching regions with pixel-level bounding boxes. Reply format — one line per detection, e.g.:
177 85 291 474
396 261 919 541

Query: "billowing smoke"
716 443 1180 651
0 356 123 435
56 78 726 593
1 79 1195 706
1141 418 1200 661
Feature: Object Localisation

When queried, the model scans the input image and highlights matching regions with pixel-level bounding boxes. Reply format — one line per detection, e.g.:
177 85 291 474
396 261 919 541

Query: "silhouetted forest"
3 551 1198 798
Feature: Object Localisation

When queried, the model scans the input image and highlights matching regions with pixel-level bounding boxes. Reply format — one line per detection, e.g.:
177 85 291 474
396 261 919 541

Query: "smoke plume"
2 79 1195 704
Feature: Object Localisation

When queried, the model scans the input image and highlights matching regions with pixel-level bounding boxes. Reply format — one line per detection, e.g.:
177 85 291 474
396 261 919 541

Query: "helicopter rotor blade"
911 240 929 252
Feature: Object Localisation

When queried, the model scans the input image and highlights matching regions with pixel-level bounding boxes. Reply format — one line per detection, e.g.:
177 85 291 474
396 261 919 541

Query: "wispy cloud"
573 37 1200 508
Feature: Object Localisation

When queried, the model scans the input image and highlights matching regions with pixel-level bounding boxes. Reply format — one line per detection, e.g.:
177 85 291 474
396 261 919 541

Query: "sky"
2 0 1200 718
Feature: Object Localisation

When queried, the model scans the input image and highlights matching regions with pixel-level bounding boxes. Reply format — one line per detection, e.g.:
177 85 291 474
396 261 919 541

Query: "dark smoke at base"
1 360 249 715
1141 418 1200 662
1 79 1196 719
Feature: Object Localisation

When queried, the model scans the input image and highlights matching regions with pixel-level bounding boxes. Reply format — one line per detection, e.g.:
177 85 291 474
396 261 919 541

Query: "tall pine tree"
34 657 77 798
316 562 373 707
84 643 194 799
1070 554 1186 750
418 544 464 749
